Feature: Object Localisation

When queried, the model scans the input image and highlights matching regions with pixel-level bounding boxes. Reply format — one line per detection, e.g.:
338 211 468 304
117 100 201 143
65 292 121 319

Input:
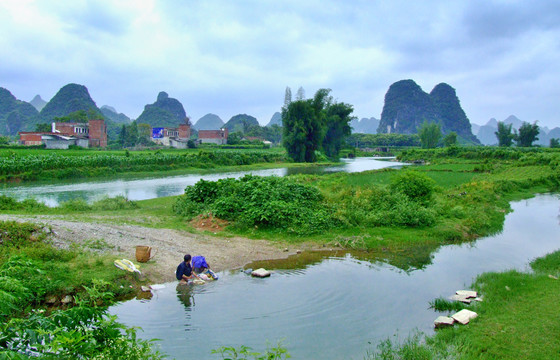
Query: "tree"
295 86 306 101
550 138 560 148
495 121 515 147
418 121 441 149
282 88 354 162
283 87 292 108
137 123 152 145
322 101 354 159
35 123 52 132
516 121 539 147
282 99 318 162
443 131 458 147
227 132 242 145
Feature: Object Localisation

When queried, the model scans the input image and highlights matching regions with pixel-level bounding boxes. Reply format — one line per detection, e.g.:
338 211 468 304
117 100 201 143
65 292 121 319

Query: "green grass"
367 250 560 359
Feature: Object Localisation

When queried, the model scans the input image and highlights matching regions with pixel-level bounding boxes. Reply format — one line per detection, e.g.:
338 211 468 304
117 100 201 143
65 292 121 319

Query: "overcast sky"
1 0 559 128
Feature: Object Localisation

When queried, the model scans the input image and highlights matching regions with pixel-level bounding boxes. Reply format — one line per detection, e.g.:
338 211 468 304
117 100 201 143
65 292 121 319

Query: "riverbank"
0 214 320 284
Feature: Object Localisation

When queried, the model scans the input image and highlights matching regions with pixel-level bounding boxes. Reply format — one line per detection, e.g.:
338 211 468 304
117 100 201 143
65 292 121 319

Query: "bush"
390 170 436 205
175 175 332 234
59 198 92 211
92 195 139 210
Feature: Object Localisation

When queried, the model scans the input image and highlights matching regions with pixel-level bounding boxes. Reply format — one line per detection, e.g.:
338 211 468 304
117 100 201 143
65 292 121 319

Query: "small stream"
109 194 560 360
0 157 405 206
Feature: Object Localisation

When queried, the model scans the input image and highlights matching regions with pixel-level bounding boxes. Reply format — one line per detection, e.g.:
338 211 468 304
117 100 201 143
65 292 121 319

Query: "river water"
109 194 560 360
0 157 405 206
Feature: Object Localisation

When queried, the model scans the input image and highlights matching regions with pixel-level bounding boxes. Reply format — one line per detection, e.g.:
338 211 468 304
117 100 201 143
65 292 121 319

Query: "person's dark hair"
184 254 191 262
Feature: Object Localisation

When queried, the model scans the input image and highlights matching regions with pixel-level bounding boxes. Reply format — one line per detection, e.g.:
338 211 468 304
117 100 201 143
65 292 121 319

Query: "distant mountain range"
100 105 131 125
350 117 379 134
0 87 39 135
472 115 560 146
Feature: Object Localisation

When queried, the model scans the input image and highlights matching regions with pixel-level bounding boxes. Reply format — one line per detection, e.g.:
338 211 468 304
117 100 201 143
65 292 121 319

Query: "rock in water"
251 268 271 278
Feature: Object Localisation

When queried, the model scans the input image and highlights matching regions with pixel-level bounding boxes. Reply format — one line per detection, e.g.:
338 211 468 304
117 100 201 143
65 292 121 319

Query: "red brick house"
198 128 228 145
18 119 107 148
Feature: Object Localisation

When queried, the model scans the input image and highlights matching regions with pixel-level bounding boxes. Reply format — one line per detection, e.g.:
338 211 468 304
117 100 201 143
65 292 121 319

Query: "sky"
0 0 559 128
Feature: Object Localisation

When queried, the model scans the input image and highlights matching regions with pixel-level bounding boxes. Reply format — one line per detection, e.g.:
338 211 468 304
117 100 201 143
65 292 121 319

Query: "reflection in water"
108 194 560 360
0 157 406 206
176 284 194 308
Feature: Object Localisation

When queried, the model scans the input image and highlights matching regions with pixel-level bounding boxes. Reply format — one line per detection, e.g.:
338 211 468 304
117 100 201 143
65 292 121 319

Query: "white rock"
452 309 478 325
450 294 472 304
434 316 455 328
456 290 477 298
141 286 151 292
251 268 271 278
61 295 74 304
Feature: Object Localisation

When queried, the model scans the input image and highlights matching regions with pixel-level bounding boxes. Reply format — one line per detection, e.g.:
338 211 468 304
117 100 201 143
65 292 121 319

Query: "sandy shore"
0 215 308 283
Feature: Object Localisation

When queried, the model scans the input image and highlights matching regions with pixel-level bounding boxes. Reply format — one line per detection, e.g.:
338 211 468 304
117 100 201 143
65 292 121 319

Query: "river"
109 194 560 360
0 157 405 206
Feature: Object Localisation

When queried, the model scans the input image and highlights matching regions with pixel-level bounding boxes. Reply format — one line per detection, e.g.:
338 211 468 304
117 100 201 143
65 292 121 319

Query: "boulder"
451 309 478 325
434 316 455 328
61 295 74 304
456 290 477 298
251 268 271 278
450 294 472 304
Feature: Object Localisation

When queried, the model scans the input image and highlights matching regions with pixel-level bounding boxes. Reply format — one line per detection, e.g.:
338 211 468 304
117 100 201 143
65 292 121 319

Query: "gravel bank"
0 215 303 283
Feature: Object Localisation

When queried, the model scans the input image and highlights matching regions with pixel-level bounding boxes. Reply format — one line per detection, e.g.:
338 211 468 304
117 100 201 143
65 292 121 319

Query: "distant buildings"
19 119 107 149
198 128 229 145
151 123 191 148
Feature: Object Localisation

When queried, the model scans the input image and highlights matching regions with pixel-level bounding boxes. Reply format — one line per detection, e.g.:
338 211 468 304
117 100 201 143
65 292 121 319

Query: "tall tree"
283 87 292 108
495 121 515 147
282 88 354 162
516 121 539 147
296 86 306 101
322 102 354 159
418 121 441 149
550 138 560 148
282 99 318 162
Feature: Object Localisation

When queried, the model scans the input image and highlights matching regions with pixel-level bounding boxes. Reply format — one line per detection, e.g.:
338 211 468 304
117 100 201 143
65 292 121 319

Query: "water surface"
0 157 404 206
109 194 560 359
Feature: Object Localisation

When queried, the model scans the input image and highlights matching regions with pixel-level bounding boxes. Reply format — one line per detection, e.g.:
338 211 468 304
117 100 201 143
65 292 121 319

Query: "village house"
151 123 191 148
198 128 228 145
19 119 107 149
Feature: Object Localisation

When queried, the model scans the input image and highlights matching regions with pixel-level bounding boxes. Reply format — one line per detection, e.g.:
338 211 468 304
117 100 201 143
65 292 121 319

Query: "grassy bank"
367 249 560 359
0 220 164 358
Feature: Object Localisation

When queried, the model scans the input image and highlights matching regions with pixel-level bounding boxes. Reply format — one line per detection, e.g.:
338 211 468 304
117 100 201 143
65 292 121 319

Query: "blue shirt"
176 261 192 280
192 256 209 269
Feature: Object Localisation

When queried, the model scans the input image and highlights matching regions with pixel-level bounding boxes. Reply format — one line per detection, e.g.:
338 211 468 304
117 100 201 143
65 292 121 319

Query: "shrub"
92 195 139 210
390 170 436 205
59 198 92 211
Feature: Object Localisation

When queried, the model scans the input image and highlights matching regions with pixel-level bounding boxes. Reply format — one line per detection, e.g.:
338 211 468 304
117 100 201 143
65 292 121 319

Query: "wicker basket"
135 245 152 263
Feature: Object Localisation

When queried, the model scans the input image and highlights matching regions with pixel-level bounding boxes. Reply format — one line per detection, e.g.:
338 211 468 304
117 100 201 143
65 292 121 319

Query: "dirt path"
0 215 307 283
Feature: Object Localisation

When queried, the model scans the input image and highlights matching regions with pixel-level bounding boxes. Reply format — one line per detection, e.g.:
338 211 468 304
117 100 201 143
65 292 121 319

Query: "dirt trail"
0 215 306 283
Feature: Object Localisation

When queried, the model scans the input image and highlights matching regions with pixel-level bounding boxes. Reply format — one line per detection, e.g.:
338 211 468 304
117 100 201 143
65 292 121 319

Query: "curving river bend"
109 194 559 360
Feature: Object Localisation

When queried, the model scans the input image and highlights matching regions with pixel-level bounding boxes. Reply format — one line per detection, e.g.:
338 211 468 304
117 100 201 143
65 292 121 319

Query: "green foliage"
495 121 515 147
92 195 139 211
366 332 434 360
390 170 436 205
443 132 457 147
282 89 353 162
516 121 540 147
429 297 468 312
347 133 420 147
418 121 441 149
59 198 92 211
0 148 285 181
0 306 163 359
0 196 47 212
175 175 334 234
212 341 290 360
